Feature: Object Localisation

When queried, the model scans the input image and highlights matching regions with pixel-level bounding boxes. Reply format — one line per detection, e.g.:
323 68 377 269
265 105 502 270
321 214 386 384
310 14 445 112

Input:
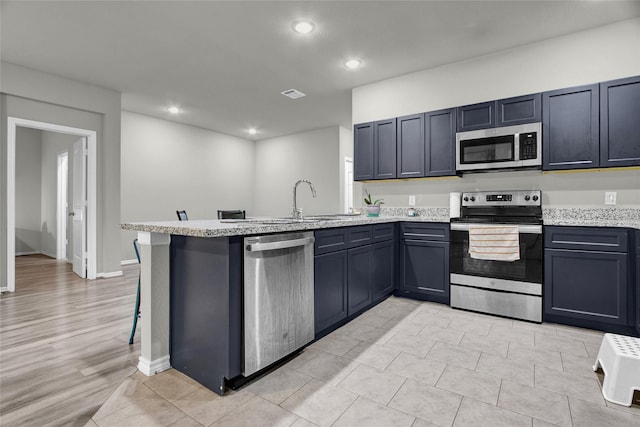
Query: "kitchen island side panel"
170 235 242 395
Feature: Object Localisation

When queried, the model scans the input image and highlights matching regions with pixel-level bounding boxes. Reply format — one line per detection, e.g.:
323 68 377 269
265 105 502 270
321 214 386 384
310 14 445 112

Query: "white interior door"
72 138 87 278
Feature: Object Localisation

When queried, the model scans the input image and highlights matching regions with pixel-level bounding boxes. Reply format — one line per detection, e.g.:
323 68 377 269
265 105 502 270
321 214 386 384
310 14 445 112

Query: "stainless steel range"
449 190 543 322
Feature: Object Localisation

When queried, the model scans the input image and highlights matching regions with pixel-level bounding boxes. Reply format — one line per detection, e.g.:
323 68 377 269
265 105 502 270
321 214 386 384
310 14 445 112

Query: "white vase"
366 205 381 216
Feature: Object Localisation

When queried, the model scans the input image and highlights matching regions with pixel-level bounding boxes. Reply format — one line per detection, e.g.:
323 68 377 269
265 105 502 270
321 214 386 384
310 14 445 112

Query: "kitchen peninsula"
121 211 449 395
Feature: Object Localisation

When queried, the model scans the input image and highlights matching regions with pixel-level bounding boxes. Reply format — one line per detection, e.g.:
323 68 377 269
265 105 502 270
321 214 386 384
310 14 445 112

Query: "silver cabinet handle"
246 237 315 252
450 223 542 234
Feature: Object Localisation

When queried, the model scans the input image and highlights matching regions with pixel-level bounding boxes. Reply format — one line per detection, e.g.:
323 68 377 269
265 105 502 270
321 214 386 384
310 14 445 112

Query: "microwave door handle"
514 132 520 161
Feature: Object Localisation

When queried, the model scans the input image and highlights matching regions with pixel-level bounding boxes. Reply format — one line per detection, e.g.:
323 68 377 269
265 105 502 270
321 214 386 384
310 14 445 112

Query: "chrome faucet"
292 179 317 220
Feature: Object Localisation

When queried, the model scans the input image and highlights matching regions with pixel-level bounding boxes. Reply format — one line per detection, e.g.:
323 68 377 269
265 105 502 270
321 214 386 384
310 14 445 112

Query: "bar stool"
128 239 141 345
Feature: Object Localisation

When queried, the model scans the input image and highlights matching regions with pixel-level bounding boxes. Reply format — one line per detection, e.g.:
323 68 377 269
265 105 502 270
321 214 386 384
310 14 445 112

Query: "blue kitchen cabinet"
372 239 395 302
496 93 542 127
374 118 397 179
314 250 348 334
457 94 541 132
354 122 375 180
348 245 372 315
636 231 640 335
398 223 450 304
600 75 640 168
397 113 425 178
425 108 456 177
457 101 495 132
544 226 634 333
542 84 600 170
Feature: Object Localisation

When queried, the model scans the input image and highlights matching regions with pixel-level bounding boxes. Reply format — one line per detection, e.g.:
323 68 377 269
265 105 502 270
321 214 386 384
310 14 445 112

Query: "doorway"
6 117 97 292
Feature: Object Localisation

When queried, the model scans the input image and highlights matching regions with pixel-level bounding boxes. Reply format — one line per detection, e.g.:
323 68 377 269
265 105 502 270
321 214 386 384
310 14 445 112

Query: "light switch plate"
408 195 416 206
605 192 617 205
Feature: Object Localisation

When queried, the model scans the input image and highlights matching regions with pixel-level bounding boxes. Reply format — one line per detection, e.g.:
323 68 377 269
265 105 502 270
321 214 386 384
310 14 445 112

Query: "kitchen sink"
220 215 357 226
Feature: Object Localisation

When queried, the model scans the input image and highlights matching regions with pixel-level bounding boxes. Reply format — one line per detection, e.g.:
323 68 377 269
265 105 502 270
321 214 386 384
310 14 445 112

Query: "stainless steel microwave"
455 122 542 172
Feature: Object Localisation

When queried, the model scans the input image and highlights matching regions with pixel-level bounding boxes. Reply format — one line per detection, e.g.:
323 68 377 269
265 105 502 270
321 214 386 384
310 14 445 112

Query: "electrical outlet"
605 192 617 205
408 195 416 206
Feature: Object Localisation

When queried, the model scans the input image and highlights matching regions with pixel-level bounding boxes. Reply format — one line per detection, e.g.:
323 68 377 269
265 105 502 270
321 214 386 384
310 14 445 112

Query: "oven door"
450 223 543 285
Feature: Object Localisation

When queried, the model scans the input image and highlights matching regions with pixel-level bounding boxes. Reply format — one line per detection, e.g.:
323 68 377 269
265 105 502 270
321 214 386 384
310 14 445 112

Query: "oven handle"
450 223 542 234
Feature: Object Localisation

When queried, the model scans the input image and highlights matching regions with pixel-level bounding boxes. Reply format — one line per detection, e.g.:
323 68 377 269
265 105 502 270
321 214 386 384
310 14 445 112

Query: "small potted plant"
363 190 384 217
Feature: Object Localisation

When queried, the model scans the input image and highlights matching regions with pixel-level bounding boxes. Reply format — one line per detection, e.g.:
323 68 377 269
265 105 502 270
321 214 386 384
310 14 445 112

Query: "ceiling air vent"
281 89 306 99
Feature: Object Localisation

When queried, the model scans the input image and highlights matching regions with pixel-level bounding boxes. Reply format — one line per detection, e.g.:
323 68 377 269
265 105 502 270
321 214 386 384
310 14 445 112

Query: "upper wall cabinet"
497 93 542 127
354 119 397 181
457 94 542 132
397 114 425 179
543 76 640 171
600 76 640 168
425 108 456 177
374 119 397 179
542 84 600 171
456 101 495 132
354 122 374 180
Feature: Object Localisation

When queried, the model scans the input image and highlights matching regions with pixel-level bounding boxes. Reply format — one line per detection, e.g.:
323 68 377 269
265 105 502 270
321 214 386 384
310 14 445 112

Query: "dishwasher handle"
246 236 315 252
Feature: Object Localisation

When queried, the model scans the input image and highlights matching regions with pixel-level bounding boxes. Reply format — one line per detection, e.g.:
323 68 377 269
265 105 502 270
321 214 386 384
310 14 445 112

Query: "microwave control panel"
519 132 538 160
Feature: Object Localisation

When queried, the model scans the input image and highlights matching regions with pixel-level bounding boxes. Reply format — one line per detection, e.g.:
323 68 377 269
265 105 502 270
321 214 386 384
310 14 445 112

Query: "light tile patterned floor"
89 297 640 427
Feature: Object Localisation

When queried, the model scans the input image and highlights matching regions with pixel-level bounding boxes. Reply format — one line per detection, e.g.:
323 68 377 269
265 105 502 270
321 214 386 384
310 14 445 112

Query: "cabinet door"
544 249 628 325
399 240 449 304
425 108 456 177
457 101 495 132
543 84 599 170
497 93 542 127
396 113 425 178
314 251 348 334
636 254 640 335
600 76 640 168
354 122 374 181
347 245 372 316
371 240 394 302
374 119 397 179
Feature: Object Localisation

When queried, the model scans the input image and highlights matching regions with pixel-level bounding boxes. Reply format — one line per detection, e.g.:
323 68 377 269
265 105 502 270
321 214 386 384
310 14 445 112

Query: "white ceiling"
2 1 639 140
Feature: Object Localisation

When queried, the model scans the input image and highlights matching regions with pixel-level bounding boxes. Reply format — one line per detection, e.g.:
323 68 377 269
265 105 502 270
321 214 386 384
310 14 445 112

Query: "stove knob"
470 196 476 202
532 195 539 202
524 195 531 201
463 196 469 202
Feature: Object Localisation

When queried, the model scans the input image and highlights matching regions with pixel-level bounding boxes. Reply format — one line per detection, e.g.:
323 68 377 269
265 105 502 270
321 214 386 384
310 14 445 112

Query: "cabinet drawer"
347 225 373 248
373 223 395 242
314 228 347 255
400 222 449 241
544 226 628 253
636 230 640 251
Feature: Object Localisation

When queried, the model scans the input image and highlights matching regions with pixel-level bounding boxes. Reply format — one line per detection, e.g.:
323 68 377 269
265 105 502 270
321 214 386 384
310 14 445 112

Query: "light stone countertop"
121 206 640 238
121 207 451 238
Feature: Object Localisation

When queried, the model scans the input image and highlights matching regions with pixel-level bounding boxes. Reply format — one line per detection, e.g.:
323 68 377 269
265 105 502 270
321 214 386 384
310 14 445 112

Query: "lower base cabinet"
314 225 395 337
398 223 450 304
314 251 348 334
544 226 635 334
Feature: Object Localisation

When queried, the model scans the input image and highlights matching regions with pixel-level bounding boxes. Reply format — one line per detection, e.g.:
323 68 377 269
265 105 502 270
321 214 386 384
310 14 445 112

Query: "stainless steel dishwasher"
243 231 315 376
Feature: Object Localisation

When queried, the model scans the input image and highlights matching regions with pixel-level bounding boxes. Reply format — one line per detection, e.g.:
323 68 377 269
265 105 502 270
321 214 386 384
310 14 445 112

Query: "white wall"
352 18 640 209
15 127 42 254
1 61 122 285
120 111 256 260
254 127 341 217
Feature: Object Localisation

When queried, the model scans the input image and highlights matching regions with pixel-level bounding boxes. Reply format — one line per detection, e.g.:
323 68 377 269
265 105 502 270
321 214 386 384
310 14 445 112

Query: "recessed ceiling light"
345 59 362 70
167 106 180 114
293 20 315 34
248 128 257 135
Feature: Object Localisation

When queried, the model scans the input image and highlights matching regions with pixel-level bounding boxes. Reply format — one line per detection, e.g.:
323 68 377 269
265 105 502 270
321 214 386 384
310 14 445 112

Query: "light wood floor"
0 255 140 426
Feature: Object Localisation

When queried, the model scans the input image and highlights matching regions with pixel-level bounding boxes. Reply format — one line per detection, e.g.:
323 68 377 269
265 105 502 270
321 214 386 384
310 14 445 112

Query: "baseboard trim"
98 270 123 279
121 258 138 266
0 287 8 293
15 251 40 256
138 355 171 376
40 250 57 259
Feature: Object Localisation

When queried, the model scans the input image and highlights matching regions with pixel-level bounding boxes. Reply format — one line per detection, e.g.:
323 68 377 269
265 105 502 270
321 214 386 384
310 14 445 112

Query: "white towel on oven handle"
468 225 520 262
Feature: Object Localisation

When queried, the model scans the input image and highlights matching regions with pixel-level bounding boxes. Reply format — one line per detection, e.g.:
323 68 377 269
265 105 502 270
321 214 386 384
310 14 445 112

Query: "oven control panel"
461 190 541 207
